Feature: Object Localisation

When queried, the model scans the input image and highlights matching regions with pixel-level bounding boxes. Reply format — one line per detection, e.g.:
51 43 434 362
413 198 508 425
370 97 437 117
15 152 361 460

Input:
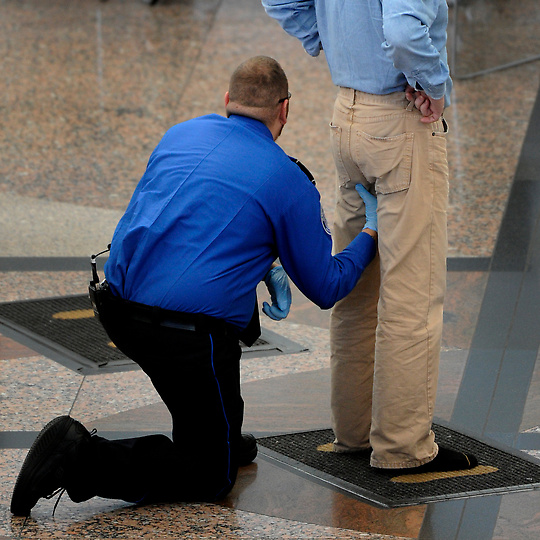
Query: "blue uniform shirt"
105 114 375 330
262 0 452 103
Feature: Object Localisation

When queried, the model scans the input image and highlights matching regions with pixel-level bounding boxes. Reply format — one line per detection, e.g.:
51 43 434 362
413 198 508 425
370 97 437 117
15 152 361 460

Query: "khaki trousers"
329 87 449 468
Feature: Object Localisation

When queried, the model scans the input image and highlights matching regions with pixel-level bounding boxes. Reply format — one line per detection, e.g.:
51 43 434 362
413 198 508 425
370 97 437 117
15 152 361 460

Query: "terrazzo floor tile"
492 490 540 540
2 0 540 538
0 194 122 257
1 0 223 209
69 370 161 425
442 271 488 350
451 0 540 78
64 321 330 430
0 481 416 540
521 354 540 430
523 427 540 460
0 449 27 537
446 63 540 257
0 356 82 431
0 272 89 303
9 501 411 540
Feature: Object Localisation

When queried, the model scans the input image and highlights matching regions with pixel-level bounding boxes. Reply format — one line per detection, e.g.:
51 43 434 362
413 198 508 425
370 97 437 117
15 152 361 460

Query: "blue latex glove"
262 265 292 321
355 184 378 232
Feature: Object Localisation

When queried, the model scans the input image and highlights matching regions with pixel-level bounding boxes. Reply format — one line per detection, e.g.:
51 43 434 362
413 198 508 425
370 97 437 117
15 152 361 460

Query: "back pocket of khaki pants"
353 130 414 195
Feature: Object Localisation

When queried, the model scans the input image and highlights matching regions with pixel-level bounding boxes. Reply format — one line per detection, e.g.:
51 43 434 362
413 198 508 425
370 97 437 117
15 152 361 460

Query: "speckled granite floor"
2 0 540 539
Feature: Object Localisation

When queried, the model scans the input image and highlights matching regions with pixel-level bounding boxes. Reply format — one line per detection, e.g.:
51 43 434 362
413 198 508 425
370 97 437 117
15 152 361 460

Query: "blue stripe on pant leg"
208 334 233 498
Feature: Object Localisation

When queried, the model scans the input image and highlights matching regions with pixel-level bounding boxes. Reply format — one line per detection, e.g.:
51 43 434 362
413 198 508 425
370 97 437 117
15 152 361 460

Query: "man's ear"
224 91 230 107
278 99 289 126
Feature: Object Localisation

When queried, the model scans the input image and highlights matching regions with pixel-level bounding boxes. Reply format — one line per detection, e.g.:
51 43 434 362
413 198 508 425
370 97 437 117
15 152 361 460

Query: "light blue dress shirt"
262 0 452 103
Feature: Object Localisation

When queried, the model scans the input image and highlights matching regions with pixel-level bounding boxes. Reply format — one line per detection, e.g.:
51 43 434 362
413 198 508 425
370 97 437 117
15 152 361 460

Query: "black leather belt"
99 285 234 336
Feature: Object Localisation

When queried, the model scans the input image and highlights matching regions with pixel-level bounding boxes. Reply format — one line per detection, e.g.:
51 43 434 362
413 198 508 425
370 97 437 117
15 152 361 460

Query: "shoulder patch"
320 205 331 236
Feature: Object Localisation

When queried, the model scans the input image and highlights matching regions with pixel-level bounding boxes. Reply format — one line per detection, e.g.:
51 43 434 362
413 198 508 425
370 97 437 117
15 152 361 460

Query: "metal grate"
257 424 540 508
0 295 307 374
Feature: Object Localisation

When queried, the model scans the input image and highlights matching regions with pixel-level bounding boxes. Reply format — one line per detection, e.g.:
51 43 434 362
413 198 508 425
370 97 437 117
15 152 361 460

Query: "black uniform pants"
66 296 244 504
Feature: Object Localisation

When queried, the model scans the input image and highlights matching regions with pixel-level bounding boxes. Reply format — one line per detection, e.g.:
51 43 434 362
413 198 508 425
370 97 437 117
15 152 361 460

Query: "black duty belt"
99 284 236 335
88 246 260 346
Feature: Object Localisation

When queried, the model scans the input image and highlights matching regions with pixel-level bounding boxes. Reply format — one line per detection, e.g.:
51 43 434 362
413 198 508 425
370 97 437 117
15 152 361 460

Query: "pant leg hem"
370 444 438 469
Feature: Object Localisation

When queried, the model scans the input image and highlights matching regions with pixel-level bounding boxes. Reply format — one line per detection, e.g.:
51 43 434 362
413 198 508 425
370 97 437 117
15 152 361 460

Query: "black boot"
237 434 257 466
11 416 92 516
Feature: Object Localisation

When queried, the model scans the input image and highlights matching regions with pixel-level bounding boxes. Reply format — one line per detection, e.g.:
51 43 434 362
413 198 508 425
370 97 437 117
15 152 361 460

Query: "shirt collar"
228 114 273 140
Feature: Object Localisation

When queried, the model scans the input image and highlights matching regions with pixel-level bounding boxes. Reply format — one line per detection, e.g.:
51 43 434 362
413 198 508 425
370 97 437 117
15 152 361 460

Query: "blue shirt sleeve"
262 0 451 104
381 0 450 99
262 0 322 56
269 168 376 309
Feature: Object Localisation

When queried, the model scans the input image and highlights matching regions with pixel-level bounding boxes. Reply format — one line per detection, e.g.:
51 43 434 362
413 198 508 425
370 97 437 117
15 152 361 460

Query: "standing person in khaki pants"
263 0 478 473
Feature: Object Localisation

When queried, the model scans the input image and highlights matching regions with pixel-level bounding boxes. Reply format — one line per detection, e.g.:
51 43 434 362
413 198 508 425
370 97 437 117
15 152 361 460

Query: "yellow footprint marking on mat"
317 443 335 452
391 465 498 483
315 444 498 484
52 309 94 320
51 310 117 350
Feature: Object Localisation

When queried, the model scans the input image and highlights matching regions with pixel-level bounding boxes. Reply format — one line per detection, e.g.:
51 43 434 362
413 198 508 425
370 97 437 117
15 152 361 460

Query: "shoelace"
47 428 98 517
46 488 66 517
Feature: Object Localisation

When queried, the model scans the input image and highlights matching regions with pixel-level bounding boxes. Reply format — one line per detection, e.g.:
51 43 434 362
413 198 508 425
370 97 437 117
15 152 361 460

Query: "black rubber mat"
0 294 306 374
257 424 540 508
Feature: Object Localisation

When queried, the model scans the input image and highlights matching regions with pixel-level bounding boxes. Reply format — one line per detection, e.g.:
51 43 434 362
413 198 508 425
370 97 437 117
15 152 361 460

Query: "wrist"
362 228 378 239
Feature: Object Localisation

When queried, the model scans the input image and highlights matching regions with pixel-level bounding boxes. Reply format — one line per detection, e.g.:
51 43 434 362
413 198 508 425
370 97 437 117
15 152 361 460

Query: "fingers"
419 95 445 123
354 183 374 203
420 113 441 124
263 265 292 320
262 301 288 321
406 90 445 124
354 183 378 232
276 287 292 315
417 96 430 115
405 84 416 102
355 183 369 197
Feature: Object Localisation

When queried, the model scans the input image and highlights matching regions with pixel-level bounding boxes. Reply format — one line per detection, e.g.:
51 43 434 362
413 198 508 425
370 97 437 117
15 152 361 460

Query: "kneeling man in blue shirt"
11 56 377 516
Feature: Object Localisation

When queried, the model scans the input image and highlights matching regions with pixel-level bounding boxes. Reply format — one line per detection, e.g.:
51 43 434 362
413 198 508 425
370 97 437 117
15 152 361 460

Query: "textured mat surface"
257 425 540 508
0 294 306 374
